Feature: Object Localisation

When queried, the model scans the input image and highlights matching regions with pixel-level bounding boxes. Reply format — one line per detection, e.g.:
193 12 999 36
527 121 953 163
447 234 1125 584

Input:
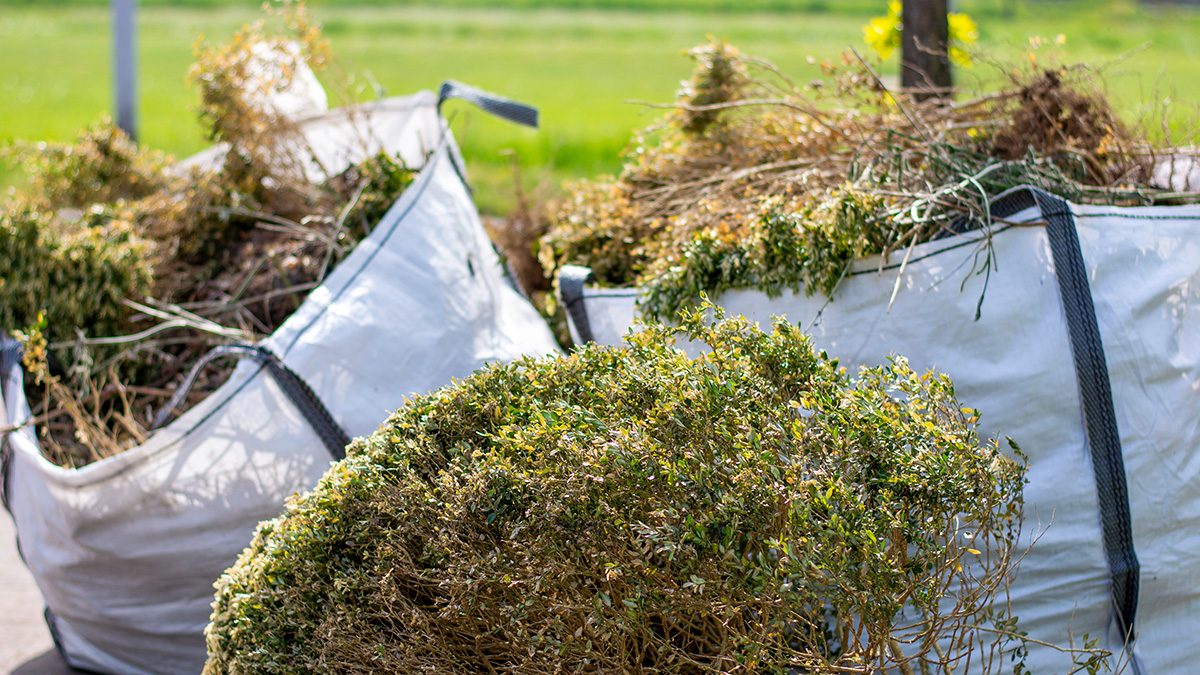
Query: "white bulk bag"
245 40 330 120
0 87 559 675
559 187 1200 673
175 93 439 183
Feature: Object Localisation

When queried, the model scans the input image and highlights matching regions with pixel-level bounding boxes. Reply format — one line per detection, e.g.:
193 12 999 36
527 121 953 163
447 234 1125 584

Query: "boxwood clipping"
206 311 1026 673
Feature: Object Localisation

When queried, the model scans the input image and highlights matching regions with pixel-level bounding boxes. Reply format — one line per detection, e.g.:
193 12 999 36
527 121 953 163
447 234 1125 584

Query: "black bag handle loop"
153 344 349 460
437 80 539 129
435 81 539 192
986 186 1142 668
558 265 596 346
0 335 24 513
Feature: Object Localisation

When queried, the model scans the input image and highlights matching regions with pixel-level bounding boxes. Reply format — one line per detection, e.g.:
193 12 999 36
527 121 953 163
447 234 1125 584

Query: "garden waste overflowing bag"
0 84 559 674
558 187 1200 673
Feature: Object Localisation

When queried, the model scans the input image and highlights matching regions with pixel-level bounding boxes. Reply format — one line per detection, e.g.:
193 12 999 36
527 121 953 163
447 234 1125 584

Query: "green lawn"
3 0 1200 212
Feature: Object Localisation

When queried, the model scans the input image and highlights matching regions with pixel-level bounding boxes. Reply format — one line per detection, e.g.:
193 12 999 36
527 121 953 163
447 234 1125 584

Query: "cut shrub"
539 41 1192 322
0 2 420 466
206 311 1025 673
0 206 152 344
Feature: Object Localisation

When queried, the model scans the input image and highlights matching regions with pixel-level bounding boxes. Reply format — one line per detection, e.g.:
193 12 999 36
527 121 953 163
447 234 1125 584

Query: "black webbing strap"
435 81 539 193
995 187 1141 654
259 350 350 461
0 432 10 515
0 335 20 514
558 265 596 345
38 607 103 673
437 81 539 129
154 344 349 460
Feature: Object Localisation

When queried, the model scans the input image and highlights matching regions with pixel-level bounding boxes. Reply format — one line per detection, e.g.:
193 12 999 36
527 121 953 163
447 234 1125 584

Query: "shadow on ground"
8 650 78 675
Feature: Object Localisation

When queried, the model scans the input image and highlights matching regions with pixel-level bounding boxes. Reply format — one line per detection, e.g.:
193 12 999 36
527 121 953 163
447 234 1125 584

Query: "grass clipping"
541 41 1200 322
0 2 416 467
205 311 1042 673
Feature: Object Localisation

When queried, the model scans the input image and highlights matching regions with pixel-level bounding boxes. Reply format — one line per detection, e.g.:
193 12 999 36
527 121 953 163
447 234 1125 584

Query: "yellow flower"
948 12 979 45
948 12 979 67
863 16 900 61
862 1 902 62
862 3 979 69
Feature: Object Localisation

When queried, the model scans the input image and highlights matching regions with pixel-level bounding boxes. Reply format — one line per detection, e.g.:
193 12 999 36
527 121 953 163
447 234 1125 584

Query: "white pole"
113 0 137 142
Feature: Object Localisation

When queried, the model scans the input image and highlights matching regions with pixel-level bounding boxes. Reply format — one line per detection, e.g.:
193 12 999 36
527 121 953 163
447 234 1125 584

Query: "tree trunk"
901 0 952 101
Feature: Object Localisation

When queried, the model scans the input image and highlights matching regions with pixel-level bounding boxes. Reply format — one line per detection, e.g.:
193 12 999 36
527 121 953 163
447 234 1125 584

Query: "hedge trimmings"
1 2 418 467
540 41 1196 322
207 311 1027 673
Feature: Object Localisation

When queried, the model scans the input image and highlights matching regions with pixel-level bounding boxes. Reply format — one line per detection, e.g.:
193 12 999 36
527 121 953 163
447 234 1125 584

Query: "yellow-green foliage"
676 39 748 135
189 0 330 205
207 312 1026 673
643 188 888 319
190 0 329 147
337 151 418 244
0 206 151 342
3 119 170 209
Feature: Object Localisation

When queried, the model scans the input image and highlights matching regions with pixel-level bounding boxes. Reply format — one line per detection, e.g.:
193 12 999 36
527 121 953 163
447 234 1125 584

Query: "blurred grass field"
3 0 1200 212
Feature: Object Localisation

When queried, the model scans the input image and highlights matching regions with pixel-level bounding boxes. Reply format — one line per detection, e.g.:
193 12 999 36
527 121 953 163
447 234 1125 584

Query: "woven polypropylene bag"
560 189 1200 673
0 91 559 675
